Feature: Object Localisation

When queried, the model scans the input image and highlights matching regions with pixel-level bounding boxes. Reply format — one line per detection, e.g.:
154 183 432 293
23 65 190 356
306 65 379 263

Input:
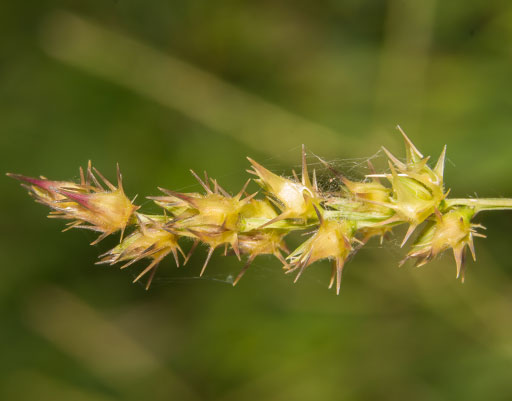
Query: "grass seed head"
8 127 510 293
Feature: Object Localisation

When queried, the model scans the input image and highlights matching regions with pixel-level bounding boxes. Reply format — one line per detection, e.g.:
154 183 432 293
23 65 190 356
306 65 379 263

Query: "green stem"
324 210 392 222
444 198 512 212
240 218 317 232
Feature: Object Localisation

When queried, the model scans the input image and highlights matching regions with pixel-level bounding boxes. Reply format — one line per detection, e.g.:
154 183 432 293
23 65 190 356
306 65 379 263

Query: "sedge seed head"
8 127 507 293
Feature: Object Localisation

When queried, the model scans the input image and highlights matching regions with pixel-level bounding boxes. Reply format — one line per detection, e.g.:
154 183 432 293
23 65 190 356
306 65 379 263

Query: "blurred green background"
1 1 512 400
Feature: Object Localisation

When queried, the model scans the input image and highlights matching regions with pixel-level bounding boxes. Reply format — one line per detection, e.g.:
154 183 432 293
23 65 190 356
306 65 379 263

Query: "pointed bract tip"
246 157 268 173
382 147 405 170
312 204 324 224
200 247 215 276
434 145 447 178
56 189 91 208
7 173 51 189
396 125 424 160
401 224 417 248
116 162 124 192
335 258 344 295
190 169 212 194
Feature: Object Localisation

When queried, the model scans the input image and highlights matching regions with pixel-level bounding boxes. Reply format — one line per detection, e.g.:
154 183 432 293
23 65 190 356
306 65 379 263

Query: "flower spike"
8 128 512 292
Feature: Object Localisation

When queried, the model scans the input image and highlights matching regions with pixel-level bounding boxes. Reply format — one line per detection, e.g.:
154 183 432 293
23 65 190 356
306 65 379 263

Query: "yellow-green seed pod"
247 145 320 225
98 215 184 289
8 162 139 244
287 209 355 294
372 128 449 246
402 207 485 281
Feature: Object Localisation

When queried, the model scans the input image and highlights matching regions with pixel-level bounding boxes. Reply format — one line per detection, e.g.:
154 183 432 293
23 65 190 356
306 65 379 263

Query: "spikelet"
401 207 486 281
286 206 356 295
8 127 512 293
150 171 256 276
98 214 183 289
219 197 289 284
369 126 449 247
248 145 320 226
6 174 81 207
234 231 289 286
320 160 394 244
8 161 138 244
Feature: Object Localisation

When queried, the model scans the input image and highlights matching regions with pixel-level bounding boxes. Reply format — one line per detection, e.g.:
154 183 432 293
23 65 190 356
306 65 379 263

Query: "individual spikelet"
248 145 321 227
319 158 394 244
150 171 257 276
8 161 139 244
97 214 184 289
234 230 289 286
286 206 357 295
401 207 486 281
366 126 449 247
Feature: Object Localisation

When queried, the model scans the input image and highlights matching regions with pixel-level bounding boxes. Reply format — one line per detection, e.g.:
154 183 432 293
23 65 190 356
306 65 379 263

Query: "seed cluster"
10 128 506 294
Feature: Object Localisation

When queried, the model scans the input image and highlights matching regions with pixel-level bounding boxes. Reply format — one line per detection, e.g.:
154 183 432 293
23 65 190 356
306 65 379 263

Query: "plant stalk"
444 198 512 212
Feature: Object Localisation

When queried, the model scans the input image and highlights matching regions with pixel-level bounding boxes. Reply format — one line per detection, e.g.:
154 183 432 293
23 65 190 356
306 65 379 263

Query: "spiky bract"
8 161 138 244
